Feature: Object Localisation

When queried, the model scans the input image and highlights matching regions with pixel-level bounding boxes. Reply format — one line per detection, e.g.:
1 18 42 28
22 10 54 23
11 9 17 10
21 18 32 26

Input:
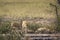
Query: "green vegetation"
0 21 11 34
0 21 22 40
27 23 41 33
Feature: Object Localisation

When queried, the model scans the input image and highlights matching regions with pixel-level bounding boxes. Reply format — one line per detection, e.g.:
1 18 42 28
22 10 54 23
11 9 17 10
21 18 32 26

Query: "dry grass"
0 0 59 19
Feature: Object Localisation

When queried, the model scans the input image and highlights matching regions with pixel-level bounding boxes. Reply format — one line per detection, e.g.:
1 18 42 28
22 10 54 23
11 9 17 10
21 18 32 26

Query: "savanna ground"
0 0 60 40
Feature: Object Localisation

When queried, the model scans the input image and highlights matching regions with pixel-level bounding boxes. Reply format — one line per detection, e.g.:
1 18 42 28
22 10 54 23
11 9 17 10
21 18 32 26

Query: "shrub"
0 21 11 34
0 35 5 40
27 23 41 33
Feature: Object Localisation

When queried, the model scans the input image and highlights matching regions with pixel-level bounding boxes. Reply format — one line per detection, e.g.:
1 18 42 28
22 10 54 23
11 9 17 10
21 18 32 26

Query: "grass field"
0 0 59 19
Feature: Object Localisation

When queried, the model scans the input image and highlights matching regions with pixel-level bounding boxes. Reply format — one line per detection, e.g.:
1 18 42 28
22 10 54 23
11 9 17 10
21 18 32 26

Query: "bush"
27 23 41 33
0 21 11 34
0 35 5 40
56 25 60 32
